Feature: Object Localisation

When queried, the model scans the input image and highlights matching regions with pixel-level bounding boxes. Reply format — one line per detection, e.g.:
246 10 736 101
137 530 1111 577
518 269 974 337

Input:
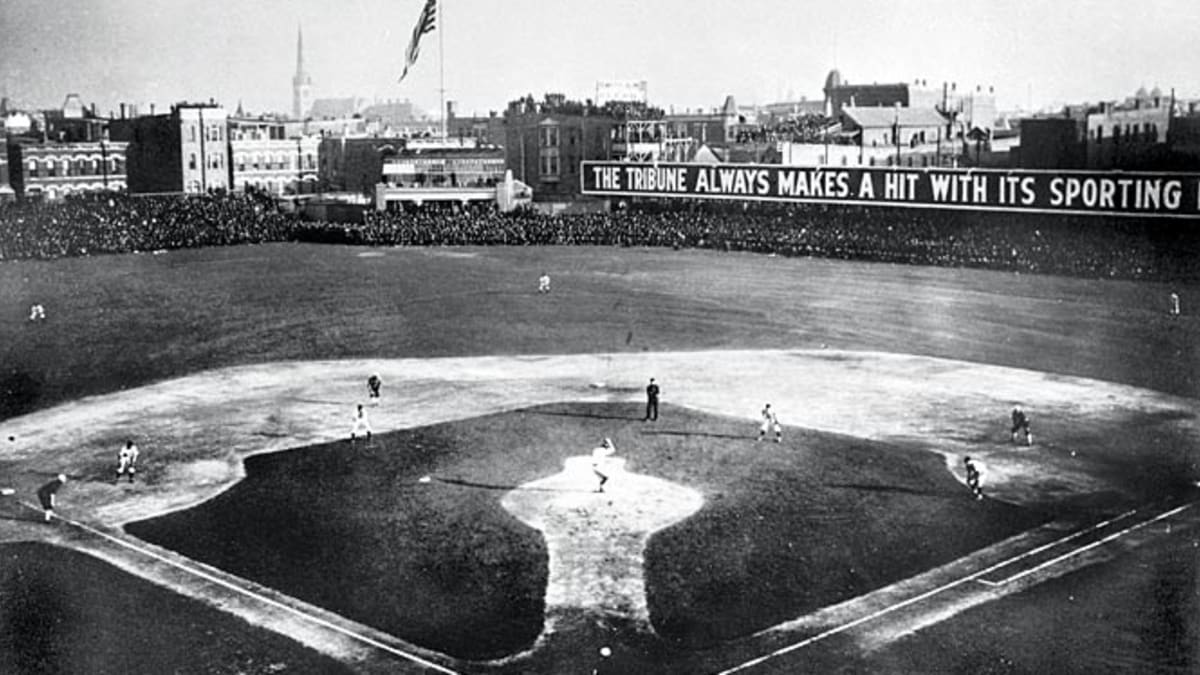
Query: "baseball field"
1 241 1198 674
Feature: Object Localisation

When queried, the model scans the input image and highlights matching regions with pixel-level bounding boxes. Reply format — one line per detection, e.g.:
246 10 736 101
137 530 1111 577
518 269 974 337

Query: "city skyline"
1 0 1197 119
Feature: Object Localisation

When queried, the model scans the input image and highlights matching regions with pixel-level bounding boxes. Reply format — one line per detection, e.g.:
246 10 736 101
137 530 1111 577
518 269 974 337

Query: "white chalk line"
18 501 460 675
979 502 1194 587
716 503 1191 675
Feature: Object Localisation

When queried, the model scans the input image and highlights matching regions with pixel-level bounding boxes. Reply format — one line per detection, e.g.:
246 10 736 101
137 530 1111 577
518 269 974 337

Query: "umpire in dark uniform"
643 378 660 421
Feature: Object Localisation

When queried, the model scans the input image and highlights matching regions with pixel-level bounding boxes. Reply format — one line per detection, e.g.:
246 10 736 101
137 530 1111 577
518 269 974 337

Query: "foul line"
715 505 1183 675
20 502 460 675
980 502 1193 587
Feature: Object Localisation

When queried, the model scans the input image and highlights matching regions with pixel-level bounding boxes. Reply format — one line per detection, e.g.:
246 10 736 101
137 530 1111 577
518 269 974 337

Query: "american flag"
399 0 437 82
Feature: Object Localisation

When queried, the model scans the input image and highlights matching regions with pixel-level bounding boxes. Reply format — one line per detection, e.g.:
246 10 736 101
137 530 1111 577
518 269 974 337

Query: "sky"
1 0 1197 119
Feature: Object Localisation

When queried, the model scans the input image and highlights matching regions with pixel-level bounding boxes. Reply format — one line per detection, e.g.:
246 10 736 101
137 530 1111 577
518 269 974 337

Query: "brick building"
504 95 618 202
6 139 128 200
317 136 406 193
114 102 230 194
229 117 319 194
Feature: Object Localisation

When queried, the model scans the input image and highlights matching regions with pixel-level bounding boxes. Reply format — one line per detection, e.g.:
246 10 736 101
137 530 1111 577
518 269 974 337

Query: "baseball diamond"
1 239 1198 673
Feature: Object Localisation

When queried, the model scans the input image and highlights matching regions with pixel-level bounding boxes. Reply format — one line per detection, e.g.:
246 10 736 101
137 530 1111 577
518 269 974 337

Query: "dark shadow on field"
639 429 748 441
434 476 592 493
825 482 960 499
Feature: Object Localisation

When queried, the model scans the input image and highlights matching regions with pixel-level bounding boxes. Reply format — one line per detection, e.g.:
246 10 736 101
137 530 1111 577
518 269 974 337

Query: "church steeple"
292 24 313 120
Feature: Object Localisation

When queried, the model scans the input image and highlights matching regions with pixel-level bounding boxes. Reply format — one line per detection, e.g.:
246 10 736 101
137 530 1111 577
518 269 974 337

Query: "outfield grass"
127 401 1042 664
0 542 354 675
2 243 1198 421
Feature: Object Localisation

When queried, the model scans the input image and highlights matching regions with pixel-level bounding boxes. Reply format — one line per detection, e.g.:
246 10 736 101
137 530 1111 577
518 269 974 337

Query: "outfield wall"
581 161 1200 219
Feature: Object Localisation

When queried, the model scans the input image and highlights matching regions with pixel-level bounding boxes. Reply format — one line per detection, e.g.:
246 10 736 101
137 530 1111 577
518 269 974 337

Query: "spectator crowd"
1 192 1197 283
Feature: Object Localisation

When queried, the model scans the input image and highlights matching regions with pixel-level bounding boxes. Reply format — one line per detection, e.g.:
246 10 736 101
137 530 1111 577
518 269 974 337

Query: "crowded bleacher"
1 193 1197 283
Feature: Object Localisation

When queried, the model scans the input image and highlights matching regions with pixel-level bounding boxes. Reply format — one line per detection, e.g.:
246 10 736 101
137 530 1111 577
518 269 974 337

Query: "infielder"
116 440 139 483
538 272 551 294
592 438 616 493
36 474 67 521
1011 405 1032 446
964 456 983 500
758 404 782 443
367 373 382 401
28 304 45 322
350 404 372 441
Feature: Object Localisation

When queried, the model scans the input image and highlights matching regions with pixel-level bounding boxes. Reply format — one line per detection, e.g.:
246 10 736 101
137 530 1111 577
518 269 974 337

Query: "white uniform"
1170 292 1181 316
759 406 782 441
538 274 551 293
117 443 139 481
350 407 373 439
592 438 616 492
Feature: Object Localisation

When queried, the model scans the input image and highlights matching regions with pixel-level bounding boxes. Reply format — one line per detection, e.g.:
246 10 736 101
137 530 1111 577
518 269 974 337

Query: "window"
539 125 559 148
27 159 39 178
189 153 197 170
539 153 559 177
189 125 197 143
237 154 246 172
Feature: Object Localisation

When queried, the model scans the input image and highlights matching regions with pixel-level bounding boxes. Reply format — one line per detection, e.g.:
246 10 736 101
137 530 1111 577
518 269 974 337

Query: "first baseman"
36 474 67 521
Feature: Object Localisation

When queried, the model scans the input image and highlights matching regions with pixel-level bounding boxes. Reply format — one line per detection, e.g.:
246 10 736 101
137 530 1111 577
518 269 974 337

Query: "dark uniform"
37 474 67 521
644 379 660 421
964 457 982 500
1011 407 1032 445
367 374 382 400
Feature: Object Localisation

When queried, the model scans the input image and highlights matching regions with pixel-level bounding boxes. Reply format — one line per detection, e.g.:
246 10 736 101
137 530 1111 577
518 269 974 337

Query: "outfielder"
1011 405 1032 446
116 440 139 483
350 404 372 441
592 438 616 493
538 272 551 294
758 404 782 443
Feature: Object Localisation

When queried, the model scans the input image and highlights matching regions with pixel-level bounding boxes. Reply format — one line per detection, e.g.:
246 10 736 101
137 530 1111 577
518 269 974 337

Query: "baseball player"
36 474 67 521
538 272 551 294
1170 292 1181 316
643 378 660 422
28 304 45 322
116 440 139 483
758 404 782 443
964 456 983 500
367 373 382 401
591 438 616 493
350 404 372 441
1010 405 1032 446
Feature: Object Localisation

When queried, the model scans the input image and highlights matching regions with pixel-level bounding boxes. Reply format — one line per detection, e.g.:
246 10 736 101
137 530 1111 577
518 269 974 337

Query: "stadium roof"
842 106 947 128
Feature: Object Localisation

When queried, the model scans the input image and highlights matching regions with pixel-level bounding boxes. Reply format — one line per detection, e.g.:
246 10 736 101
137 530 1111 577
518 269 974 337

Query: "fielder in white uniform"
116 440 139 483
350 404 372 441
538 273 551 294
758 404 782 443
592 437 616 493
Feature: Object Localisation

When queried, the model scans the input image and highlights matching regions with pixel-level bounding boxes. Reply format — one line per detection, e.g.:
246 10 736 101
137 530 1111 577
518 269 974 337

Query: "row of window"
187 153 227 171
1093 123 1160 143
26 182 127 199
233 154 317 172
26 157 125 178
187 124 225 144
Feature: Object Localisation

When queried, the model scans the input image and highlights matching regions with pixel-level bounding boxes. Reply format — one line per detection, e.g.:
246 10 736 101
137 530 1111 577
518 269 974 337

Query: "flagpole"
439 0 446 140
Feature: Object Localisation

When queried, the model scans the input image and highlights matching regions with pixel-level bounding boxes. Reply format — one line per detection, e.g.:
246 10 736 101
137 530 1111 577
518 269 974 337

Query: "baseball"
599 646 612 658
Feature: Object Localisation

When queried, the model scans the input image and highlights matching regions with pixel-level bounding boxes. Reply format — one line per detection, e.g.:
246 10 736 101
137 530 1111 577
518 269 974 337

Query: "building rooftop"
842 106 947 128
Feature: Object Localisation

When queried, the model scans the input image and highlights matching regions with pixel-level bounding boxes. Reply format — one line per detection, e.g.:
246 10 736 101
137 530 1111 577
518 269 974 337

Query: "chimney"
120 103 127 119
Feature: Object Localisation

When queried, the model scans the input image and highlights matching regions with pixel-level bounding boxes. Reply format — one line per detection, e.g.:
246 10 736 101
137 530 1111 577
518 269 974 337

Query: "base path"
1 349 1198 668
